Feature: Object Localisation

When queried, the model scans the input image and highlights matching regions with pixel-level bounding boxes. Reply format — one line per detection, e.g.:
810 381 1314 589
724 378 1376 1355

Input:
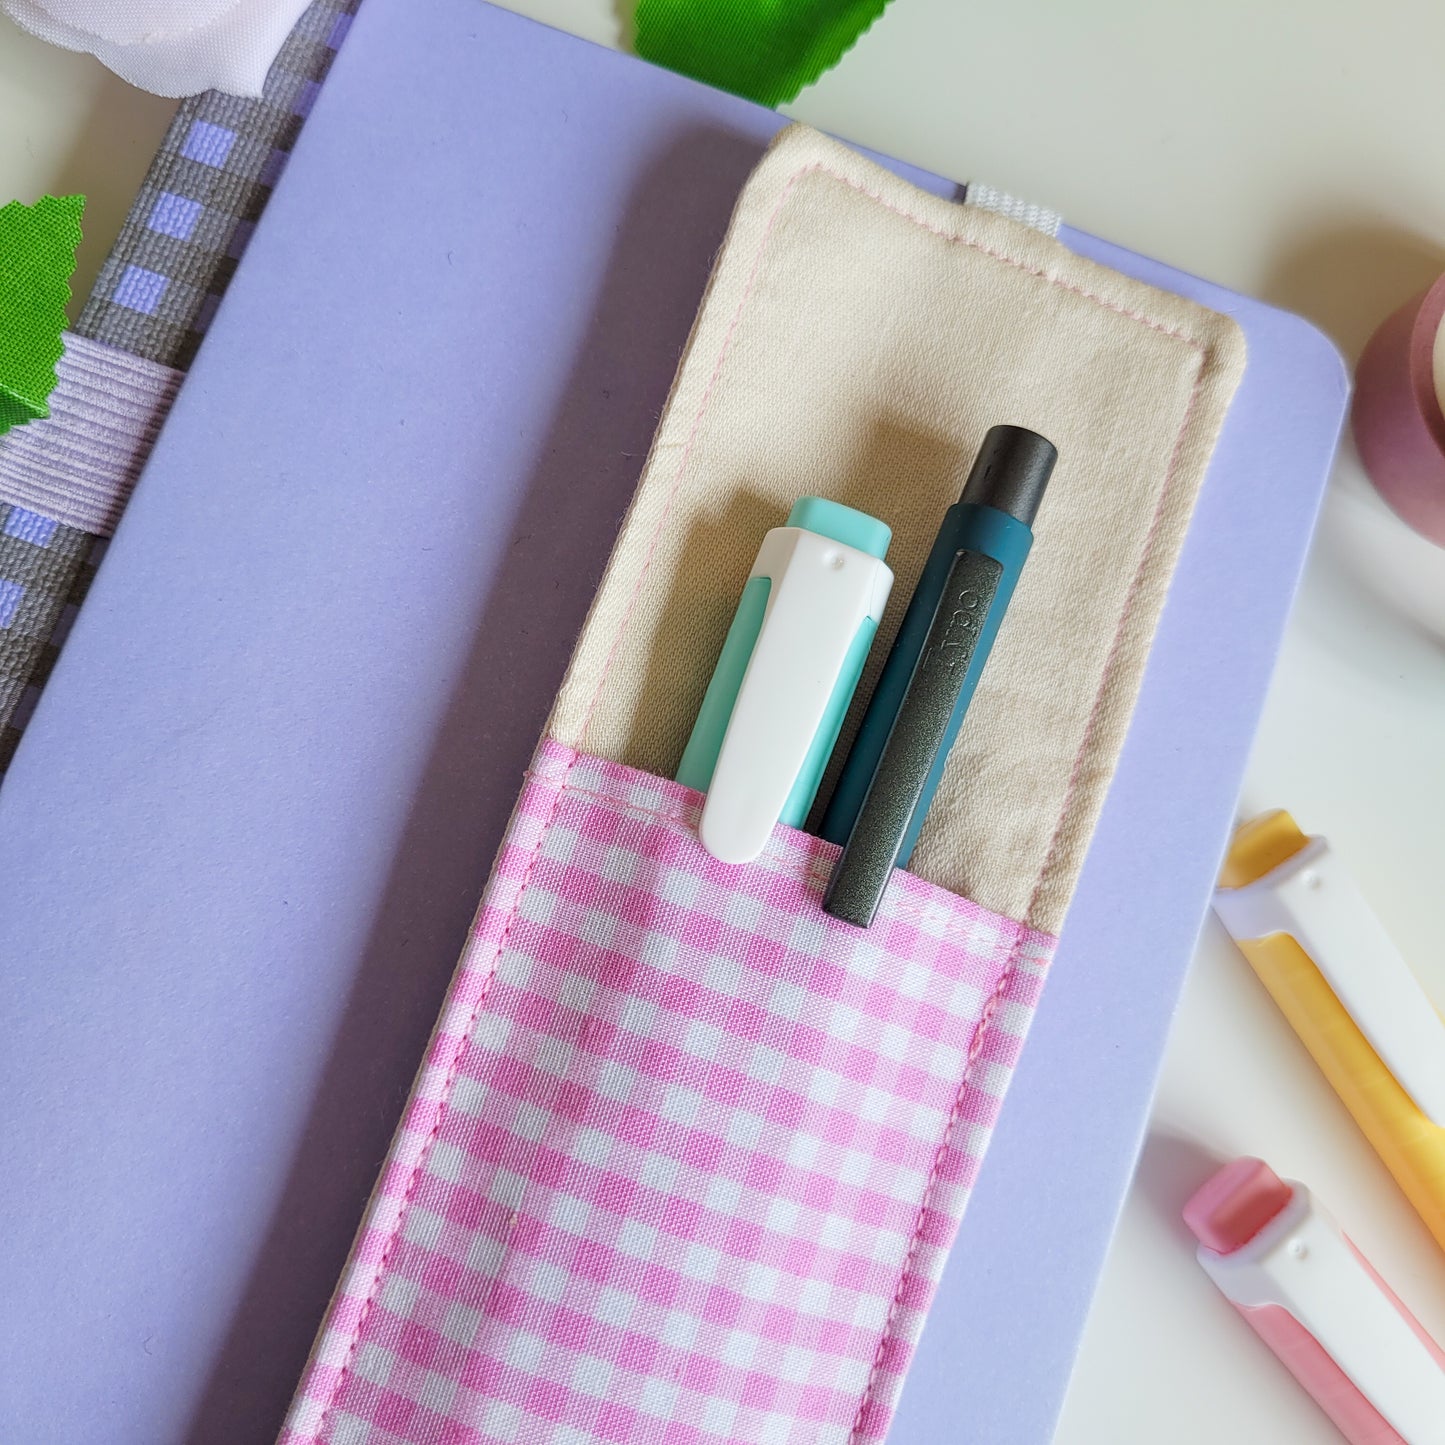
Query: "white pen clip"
1213 832 1445 1125
699 524 892 866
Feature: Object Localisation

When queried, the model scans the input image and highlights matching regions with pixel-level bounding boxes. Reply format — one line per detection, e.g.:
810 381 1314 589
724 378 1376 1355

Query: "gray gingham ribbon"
0 0 359 773
0 1 1066 777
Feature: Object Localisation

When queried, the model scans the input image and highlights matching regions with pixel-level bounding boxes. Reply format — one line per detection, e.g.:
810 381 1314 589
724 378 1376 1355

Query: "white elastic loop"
965 183 1063 239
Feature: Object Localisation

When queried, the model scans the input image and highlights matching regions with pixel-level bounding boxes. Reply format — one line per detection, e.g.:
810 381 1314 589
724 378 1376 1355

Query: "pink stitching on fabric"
554 163 1210 1441
819 166 1207 351
527 776 696 827
305 155 1214 1444
842 914 1029 1445
313 751 581 1443
576 158 1208 745
844 357 1209 1445
574 163 818 747
535 773 1052 951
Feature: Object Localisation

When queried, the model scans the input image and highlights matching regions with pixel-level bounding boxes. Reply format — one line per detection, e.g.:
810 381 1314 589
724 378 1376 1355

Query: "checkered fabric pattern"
0 0 358 778
74 0 358 371
0 504 104 769
283 741 1055 1445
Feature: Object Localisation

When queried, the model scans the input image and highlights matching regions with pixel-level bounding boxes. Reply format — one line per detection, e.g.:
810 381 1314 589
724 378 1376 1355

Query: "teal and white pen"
676 497 893 865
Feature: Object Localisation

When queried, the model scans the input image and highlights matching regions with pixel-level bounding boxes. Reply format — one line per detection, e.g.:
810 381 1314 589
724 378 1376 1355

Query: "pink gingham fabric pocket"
284 740 1055 1445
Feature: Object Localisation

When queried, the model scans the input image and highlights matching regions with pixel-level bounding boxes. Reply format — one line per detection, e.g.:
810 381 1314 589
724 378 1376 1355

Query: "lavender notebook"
0 3 1346 1442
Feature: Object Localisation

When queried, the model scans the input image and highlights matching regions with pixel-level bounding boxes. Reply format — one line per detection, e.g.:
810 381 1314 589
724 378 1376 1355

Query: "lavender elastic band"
0 333 182 536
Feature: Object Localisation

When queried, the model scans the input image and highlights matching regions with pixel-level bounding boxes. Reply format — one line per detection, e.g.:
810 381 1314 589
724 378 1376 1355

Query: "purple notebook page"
0 3 1345 1442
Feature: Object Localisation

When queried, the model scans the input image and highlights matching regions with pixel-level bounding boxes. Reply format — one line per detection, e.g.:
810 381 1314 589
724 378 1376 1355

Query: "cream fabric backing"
548 125 1245 935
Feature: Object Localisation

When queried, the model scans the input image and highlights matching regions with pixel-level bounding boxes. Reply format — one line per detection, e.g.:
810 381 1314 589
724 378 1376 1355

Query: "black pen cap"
958 424 1058 527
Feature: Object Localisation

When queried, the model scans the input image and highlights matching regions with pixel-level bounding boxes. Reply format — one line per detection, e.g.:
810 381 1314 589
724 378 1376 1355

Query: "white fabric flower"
4 0 314 97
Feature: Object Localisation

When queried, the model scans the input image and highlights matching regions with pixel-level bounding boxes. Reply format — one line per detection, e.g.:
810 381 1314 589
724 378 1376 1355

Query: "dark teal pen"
821 425 1057 927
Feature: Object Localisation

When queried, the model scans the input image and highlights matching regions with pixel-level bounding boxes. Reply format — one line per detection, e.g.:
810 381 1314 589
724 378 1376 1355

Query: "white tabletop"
5 2 1445 1441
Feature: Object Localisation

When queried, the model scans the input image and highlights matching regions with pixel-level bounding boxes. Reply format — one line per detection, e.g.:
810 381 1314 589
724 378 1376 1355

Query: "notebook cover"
0 3 1346 1442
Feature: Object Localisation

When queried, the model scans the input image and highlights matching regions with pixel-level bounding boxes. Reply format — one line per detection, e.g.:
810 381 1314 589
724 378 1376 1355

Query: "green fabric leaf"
634 0 892 107
0 194 85 436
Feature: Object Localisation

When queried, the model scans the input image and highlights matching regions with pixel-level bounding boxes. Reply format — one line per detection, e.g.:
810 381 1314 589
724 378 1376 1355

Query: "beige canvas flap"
548 125 1245 935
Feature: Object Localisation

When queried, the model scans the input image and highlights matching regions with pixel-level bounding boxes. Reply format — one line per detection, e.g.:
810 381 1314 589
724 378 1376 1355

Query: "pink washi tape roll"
1353 274 1445 546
